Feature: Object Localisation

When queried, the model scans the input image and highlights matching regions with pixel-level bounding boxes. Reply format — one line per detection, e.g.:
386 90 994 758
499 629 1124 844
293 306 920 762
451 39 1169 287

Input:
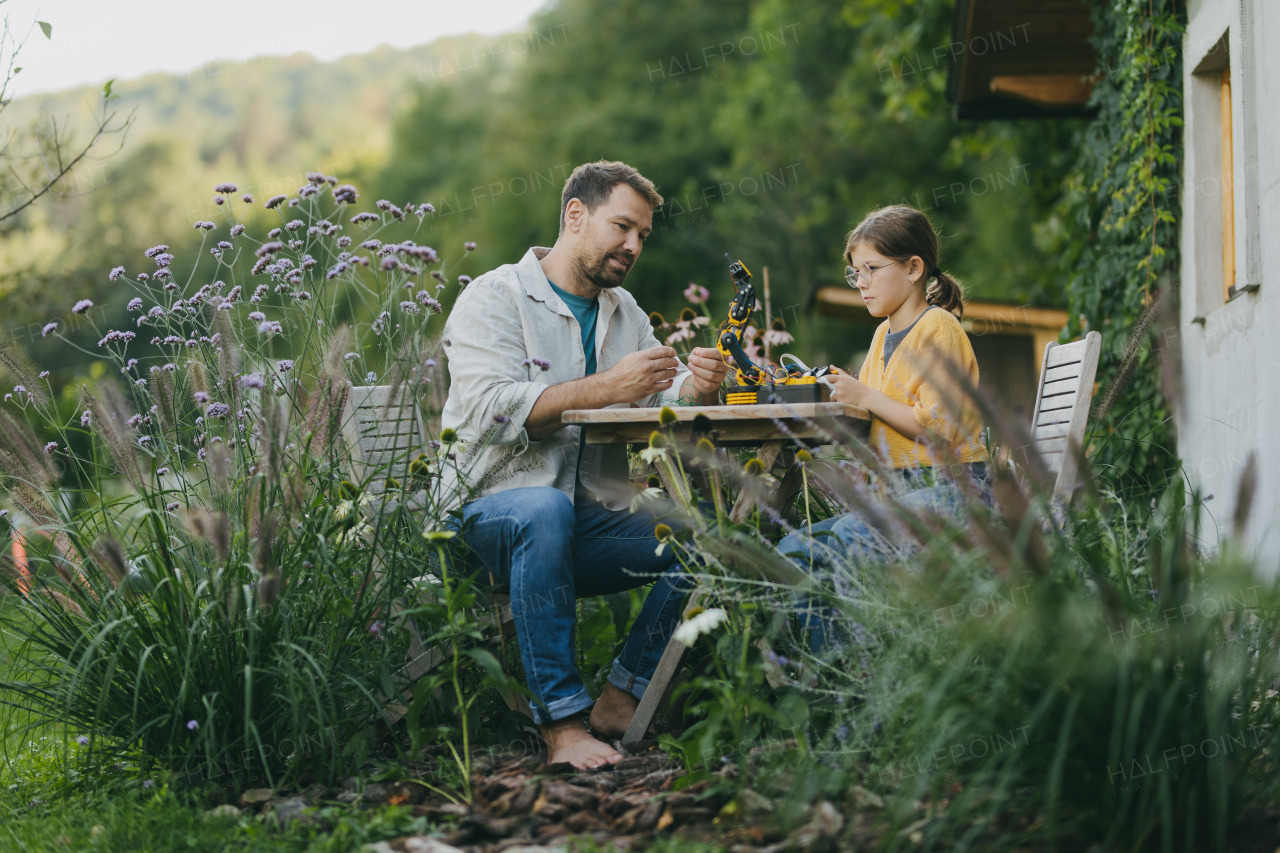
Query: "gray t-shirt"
883 306 935 368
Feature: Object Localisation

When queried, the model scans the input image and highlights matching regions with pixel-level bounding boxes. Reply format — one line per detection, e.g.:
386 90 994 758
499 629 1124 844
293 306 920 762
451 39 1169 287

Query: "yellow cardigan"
858 307 988 469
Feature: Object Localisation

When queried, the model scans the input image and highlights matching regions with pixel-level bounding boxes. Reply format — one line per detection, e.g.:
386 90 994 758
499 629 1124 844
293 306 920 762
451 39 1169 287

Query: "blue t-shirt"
549 281 599 376
549 281 600 501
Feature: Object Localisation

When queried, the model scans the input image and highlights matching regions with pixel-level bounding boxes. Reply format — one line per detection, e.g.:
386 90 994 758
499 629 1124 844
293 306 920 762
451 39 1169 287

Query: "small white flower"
639 446 667 464
673 608 728 647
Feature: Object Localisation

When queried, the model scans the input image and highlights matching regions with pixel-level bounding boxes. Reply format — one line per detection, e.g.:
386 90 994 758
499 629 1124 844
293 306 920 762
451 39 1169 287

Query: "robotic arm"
715 253 833 405
716 254 762 387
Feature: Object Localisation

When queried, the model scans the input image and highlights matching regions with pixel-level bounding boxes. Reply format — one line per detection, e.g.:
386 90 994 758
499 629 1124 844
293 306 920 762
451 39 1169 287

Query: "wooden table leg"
623 590 703 745
729 439 786 524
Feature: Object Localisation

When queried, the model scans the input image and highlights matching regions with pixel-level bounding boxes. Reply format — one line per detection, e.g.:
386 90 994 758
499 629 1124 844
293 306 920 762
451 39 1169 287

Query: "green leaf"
461 647 512 688
103 79 114 100
672 768 712 791
38 21 51 40
379 662 396 702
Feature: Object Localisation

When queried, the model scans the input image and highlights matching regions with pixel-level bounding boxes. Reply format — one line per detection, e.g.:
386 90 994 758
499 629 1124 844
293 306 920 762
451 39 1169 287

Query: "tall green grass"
0 175 500 790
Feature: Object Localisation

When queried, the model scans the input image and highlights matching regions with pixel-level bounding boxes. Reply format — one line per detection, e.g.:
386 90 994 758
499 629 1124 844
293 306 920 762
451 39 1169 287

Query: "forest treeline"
0 0 1081 381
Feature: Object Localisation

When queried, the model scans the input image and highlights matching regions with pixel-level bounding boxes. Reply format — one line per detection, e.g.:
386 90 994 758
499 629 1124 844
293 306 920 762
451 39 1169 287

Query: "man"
440 160 729 770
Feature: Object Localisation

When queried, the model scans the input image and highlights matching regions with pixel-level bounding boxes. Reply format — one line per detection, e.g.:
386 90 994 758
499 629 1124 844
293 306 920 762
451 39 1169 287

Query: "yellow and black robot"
716 254 832 405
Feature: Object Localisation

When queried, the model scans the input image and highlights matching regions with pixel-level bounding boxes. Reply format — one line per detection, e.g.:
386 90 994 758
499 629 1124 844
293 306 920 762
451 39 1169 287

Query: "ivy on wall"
1058 0 1186 497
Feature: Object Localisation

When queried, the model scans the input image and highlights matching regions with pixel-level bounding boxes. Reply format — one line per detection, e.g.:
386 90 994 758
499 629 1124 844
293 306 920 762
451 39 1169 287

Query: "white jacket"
440 247 694 510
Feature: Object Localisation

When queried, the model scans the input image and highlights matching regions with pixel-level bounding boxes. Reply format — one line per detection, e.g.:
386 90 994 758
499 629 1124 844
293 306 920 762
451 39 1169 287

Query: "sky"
4 0 552 95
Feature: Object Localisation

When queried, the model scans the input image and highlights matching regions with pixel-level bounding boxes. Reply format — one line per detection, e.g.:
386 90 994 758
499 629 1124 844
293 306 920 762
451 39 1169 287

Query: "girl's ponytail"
926 269 964 320
845 205 964 320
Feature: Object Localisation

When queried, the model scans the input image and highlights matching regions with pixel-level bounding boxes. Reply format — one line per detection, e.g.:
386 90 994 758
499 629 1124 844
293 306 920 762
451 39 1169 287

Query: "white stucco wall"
1179 0 1279 570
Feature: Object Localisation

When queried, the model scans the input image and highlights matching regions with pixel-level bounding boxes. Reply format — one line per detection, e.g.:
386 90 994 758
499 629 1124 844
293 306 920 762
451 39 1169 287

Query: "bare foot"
588 682 640 740
542 716 622 770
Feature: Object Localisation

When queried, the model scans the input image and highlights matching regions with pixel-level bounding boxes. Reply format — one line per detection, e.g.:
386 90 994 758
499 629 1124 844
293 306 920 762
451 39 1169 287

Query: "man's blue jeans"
451 486 693 725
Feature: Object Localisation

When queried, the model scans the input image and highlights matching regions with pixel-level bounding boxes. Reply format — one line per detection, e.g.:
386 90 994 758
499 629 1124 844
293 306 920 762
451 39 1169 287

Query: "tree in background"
376 0 1078 373
0 3 132 226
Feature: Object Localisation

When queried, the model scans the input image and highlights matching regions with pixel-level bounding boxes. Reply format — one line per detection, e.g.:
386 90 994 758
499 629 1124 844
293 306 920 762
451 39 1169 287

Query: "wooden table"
562 402 870 523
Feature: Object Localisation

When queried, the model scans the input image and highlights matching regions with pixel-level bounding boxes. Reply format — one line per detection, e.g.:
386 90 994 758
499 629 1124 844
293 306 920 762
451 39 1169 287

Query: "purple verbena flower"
350 212 379 225
532 358 551 371
165 502 180 511
137 436 152 446
464 241 476 251
206 402 229 419
76 735 89 745
241 194 253 204
248 311 265 321
39 370 49 378
276 359 294 372
332 184 358 204
194 391 210 404
43 441 57 454
458 275 472 286
417 291 442 313
230 223 245 238
214 182 238 194
366 371 377 383
109 266 126 281
493 413 508 424
368 621 384 637
255 241 284 258
72 299 93 315
80 410 91 427
213 196 225 206
344 352 358 361
418 203 435 215
399 300 421 315
240 373 266 389
157 467 170 475
193 221 216 231
126 297 143 312
264 195 287 209
41 321 58 337
144 244 168 258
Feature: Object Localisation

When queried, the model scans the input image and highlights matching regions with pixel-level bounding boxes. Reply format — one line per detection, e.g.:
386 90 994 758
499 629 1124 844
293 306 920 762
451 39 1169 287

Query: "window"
1219 63 1234 302
1190 33 1235 314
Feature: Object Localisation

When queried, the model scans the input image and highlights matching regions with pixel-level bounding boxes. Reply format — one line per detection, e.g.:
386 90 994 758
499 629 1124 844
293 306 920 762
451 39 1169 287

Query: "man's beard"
573 248 631 290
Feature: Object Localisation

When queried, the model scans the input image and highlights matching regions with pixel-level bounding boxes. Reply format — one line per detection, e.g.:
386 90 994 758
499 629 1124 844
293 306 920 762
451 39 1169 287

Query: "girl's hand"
822 368 871 407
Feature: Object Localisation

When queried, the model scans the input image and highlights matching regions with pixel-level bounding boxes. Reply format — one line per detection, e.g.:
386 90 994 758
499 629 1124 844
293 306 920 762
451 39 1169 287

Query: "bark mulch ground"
224 739 857 853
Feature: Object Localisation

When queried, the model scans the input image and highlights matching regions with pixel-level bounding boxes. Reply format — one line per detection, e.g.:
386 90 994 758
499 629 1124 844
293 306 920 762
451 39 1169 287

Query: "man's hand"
687 347 729 402
600 346 680 404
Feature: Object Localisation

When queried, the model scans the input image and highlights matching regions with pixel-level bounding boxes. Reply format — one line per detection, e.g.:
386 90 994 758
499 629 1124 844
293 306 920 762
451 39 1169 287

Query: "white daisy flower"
673 607 729 647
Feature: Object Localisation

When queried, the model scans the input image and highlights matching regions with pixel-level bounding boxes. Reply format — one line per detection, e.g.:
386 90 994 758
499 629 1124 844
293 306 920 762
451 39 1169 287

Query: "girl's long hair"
844 205 964 320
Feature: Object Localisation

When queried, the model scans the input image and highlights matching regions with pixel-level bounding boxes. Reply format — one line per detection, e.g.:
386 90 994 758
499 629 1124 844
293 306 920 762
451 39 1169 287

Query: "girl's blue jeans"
778 465 990 652
448 486 693 725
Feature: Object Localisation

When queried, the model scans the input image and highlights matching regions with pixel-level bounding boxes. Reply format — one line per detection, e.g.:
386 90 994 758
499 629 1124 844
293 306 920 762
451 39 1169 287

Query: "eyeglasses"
845 260 900 287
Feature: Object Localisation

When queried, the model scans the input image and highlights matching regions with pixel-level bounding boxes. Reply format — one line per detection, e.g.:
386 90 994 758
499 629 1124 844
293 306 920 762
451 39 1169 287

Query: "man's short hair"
559 160 664 234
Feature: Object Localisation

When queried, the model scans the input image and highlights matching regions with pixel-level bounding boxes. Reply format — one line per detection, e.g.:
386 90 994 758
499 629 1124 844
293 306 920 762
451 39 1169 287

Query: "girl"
779 204 988 650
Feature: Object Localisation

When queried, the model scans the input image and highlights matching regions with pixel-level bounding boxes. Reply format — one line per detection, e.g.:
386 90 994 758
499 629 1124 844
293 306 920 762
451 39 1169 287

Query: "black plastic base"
730 384 830 405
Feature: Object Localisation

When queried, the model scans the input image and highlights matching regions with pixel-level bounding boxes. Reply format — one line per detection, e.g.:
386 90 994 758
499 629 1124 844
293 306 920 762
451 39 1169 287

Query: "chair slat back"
1028 331 1102 500
340 385 428 494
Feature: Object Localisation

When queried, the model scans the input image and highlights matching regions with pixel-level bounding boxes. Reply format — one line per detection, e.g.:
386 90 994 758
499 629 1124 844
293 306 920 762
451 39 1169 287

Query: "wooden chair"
340 385 527 724
1027 331 1102 501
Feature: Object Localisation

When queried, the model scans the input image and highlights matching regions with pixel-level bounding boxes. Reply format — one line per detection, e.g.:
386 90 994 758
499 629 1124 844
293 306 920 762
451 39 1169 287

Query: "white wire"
778 353 811 372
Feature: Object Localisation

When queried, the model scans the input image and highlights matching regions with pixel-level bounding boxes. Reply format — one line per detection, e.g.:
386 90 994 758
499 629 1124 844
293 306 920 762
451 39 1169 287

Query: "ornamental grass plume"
82 384 145 489
0 342 49 407
254 512 280 608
